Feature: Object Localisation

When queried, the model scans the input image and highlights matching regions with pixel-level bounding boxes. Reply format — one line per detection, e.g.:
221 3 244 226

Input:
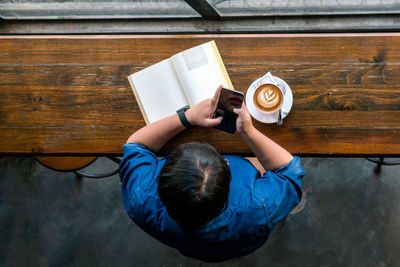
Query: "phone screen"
213 88 244 134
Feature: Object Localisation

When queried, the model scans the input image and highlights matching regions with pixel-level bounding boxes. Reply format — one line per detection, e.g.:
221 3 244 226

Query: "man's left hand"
186 85 223 128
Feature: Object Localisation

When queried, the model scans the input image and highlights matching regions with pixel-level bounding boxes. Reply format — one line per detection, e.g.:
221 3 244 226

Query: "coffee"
253 84 283 113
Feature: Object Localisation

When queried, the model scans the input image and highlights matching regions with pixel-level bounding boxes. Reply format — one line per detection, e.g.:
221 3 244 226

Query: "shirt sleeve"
255 156 306 228
119 143 159 218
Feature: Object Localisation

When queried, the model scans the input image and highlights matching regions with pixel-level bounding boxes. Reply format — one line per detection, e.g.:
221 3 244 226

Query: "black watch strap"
176 105 193 129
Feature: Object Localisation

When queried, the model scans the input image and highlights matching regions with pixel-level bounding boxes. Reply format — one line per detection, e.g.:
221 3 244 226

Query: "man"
119 85 305 262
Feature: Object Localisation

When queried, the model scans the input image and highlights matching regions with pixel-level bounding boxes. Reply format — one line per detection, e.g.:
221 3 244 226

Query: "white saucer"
246 76 293 124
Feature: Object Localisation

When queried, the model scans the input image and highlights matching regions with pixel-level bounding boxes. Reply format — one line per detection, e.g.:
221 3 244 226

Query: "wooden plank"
211 0 400 16
35 156 97 171
1 64 399 128
2 34 400 64
1 17 400 35
0 34 399 156
2 0 400 20
0 127 399 156
0 2 198 19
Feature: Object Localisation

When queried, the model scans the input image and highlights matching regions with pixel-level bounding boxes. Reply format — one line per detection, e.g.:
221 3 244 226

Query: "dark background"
1 156 399 266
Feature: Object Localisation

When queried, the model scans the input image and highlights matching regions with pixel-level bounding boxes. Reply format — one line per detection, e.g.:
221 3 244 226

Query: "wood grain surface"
0 34 399 156
35 156 97 171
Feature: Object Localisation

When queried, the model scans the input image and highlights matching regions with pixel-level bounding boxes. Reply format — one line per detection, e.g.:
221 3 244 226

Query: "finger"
207 116 223 127
234 104 246 115
235 109 246 119
241 102 249 112
210 85 223 108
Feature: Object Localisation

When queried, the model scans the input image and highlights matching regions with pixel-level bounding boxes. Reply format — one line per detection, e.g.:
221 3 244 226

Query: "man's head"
158 142 231 232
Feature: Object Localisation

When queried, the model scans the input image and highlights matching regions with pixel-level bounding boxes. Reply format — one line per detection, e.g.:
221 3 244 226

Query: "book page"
171 42 231 106
129 59 188 124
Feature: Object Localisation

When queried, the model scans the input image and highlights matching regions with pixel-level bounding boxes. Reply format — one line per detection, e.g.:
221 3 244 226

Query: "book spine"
210 40 234 90
127 75 150 125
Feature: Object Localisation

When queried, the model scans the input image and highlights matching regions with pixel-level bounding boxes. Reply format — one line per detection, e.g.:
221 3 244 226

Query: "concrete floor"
1 156 399 266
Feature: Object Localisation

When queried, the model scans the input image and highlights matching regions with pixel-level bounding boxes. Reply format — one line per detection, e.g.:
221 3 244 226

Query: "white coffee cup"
252 73 285 114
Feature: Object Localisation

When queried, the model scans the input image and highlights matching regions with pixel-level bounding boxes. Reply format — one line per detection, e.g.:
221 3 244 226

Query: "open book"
127 40 234 124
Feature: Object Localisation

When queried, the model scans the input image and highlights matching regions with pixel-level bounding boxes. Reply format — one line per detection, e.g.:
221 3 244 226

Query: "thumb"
233 108 245 116
207 116 223 127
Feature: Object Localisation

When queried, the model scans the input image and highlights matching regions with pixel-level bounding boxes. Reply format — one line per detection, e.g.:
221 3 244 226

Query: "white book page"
129 59 188 124
171 42 229 106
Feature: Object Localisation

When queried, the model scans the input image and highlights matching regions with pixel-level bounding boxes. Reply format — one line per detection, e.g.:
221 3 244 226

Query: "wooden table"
1 34 399 157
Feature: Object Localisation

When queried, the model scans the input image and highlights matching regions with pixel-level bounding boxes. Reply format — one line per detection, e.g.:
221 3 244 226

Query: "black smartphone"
213 88 245 134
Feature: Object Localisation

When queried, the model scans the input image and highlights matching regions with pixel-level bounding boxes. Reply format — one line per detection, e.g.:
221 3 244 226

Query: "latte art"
253 84 283 113
257 88 279 109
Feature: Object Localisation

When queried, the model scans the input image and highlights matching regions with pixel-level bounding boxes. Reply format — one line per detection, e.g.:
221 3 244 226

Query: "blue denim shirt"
120 143 306 262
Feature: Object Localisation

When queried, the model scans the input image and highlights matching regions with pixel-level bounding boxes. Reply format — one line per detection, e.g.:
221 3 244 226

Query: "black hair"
158 142 231 232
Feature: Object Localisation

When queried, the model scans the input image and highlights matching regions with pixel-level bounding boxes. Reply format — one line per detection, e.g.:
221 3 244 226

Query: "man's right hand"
233 103 254 136
234 102 294 171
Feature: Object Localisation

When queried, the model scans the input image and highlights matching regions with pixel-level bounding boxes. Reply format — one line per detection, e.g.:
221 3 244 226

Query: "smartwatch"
176 105 193 129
